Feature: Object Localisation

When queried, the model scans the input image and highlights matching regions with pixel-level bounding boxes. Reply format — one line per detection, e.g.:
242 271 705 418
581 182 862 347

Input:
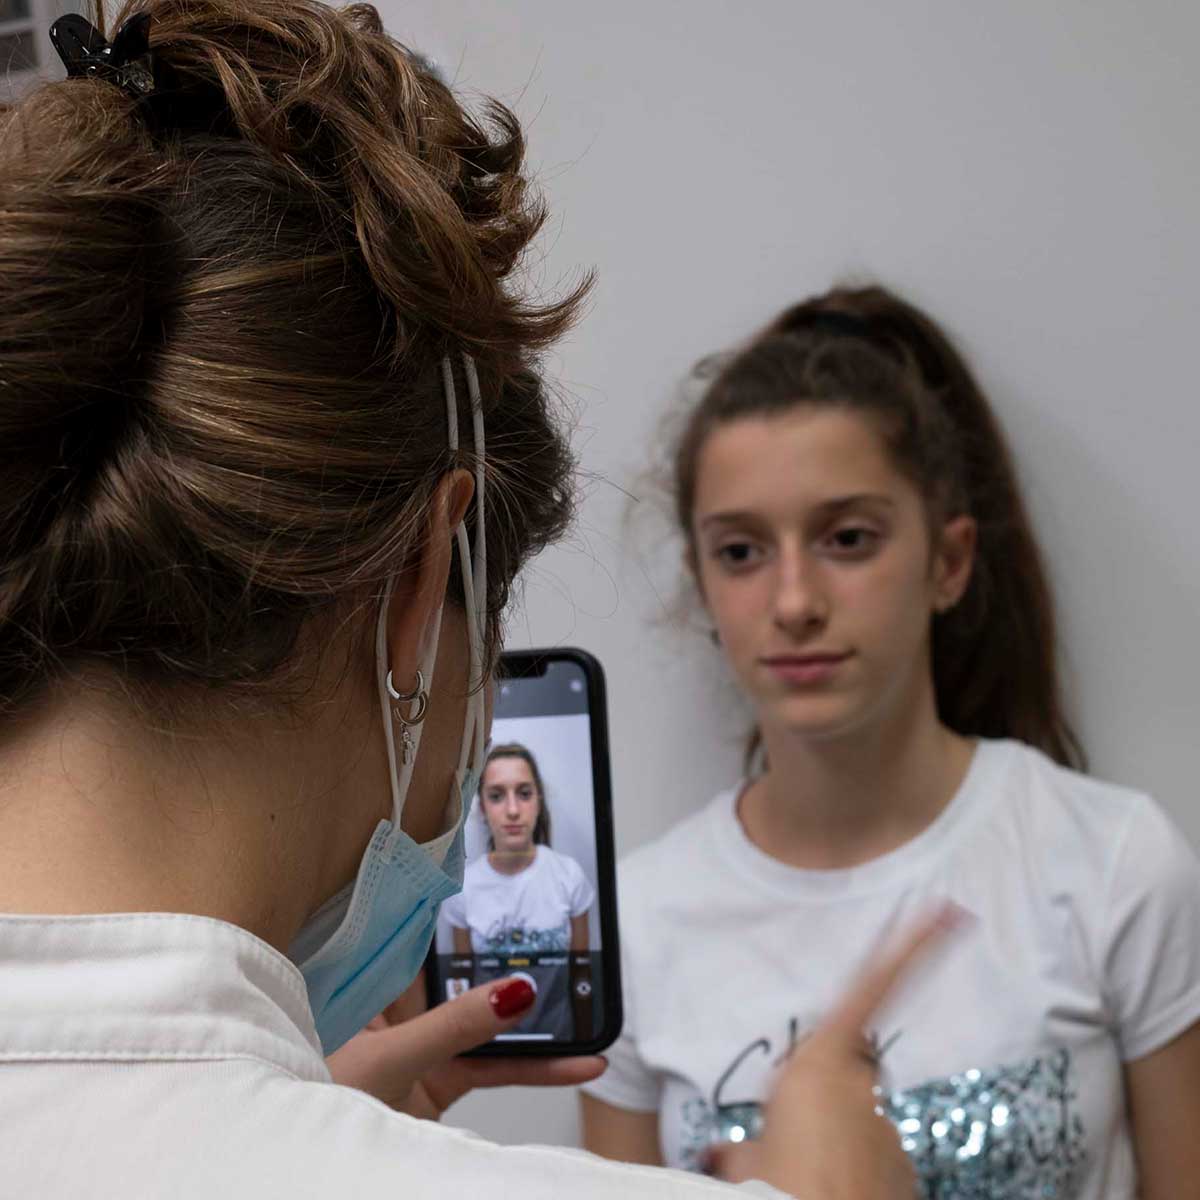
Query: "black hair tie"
49 12 158 99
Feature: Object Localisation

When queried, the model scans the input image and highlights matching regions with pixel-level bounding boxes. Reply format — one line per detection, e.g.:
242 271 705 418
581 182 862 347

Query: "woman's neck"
740 679 975 871
488 846 537 876
0 682 384 952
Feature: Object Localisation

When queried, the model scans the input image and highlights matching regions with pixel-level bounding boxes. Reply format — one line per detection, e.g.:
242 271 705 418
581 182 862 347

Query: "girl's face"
481 756 540 854
691 407 974 745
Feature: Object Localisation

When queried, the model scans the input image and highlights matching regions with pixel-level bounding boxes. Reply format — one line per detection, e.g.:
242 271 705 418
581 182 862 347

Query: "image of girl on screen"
580 285 1200 1197
441 744 596 1041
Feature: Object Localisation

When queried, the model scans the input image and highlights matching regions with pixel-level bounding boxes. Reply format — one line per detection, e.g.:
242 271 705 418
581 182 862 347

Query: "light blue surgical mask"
289 354 489 1056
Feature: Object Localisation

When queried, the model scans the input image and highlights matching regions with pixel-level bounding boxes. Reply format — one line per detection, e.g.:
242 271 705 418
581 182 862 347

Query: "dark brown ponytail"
673 284 1084 770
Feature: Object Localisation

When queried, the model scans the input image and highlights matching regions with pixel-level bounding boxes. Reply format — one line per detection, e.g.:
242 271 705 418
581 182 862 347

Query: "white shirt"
582 740 1200 1199
0 911 785 1199
441 844 596 954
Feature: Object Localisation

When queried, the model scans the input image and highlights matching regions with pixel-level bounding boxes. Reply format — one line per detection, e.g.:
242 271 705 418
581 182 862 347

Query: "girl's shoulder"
535 843 584 879
986 738 1158 832
991 741 1200 1059
974 738 1190 891
460 853 497 887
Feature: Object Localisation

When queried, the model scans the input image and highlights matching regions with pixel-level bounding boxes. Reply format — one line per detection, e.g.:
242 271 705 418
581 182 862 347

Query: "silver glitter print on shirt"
882 1049 1086 1199
678 1047 1085 1197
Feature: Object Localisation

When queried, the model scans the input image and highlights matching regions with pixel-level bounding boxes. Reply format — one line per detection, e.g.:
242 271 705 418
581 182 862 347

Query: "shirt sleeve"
578 864 660 1113
440 891 467 929
1100 794 1200 1061
579 1020 662 1113
561 853 597 918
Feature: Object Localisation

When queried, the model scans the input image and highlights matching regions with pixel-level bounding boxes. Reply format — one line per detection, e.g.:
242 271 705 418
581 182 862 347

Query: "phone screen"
428 648 622 1055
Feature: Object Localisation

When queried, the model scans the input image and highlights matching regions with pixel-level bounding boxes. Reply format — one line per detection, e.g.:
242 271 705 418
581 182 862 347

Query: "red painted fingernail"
490 977 536 1018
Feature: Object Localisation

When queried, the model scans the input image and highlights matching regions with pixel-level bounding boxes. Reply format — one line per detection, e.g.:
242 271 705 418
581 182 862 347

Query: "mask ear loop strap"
454 522 482 780
375 357 468 829
379 357 485 822
442 357 486 780
461 353 488 773
462 354 487 625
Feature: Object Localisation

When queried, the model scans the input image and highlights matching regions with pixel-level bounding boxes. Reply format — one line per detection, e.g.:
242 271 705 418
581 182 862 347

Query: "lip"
760 652 850 686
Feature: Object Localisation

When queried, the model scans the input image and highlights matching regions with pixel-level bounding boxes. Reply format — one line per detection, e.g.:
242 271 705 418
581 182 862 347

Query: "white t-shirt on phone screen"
582 739 1200 1199
441 844 595 955
441 845 597 1040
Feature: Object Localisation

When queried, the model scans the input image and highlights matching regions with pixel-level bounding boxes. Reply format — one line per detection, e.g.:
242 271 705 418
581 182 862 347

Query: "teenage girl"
581 285 1200 1199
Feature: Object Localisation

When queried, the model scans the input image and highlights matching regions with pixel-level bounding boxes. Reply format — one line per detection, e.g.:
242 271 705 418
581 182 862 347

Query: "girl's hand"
327 971 606 1120
711 907 963 1199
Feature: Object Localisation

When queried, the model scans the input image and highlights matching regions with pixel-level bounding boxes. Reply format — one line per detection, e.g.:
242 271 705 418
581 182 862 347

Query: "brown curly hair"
0 1 589 718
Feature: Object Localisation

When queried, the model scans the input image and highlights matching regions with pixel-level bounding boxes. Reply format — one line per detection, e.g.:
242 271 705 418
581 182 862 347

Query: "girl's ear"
932 515 977 613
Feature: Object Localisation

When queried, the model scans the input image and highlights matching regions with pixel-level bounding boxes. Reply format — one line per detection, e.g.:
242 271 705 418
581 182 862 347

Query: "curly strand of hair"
115 0 583 366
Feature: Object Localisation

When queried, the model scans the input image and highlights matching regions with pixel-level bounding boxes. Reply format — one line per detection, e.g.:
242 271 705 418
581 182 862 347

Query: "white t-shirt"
0 912 785 1200
582 739 1200 1199
441 844 596 955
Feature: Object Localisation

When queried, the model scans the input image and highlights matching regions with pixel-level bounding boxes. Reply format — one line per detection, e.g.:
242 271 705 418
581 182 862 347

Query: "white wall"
376 0 1200 1149
0 0 85 103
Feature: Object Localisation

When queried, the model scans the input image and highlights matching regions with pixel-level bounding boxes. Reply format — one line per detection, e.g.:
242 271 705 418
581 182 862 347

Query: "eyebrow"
698 494 896 531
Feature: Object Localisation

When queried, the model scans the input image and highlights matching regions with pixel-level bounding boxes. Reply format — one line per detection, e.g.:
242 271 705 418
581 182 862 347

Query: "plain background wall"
0 1 80 96
376 0 1200 1149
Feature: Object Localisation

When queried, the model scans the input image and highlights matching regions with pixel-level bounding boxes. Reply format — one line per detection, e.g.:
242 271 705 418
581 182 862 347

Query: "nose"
772 545 827 635
503 790 521 817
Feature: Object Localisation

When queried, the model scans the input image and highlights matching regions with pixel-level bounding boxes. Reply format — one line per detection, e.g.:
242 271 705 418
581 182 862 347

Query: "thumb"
367 975 537 1078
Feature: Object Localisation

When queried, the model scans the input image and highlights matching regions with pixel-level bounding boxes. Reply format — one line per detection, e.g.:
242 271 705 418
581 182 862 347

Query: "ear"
384 470 474 694
931 514 977 614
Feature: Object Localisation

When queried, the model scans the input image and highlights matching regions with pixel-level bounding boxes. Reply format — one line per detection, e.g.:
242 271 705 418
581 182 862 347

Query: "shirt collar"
0 912 328 1083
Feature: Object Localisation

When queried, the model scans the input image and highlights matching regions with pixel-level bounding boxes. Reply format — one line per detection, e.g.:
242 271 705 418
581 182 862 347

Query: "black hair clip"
806 311 872 340
49 12 157 99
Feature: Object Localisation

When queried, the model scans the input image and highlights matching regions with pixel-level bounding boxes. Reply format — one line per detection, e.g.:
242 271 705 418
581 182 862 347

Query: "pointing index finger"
822 903 966 1043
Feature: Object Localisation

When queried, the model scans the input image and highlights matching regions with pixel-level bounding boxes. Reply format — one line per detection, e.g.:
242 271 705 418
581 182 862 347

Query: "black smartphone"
426 647 622 1056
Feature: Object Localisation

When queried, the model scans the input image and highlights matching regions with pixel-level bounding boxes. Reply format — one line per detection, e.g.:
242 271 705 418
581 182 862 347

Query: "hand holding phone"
327 972 606 1115
426 648 622 1056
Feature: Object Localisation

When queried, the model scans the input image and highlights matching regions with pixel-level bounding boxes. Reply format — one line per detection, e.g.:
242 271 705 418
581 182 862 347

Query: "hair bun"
136 0 579 368
0 1 584 719
0 83 172 553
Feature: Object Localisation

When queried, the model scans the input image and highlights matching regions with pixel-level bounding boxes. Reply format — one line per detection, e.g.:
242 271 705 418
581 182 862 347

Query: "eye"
713 539 765 570
824 526 881 557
